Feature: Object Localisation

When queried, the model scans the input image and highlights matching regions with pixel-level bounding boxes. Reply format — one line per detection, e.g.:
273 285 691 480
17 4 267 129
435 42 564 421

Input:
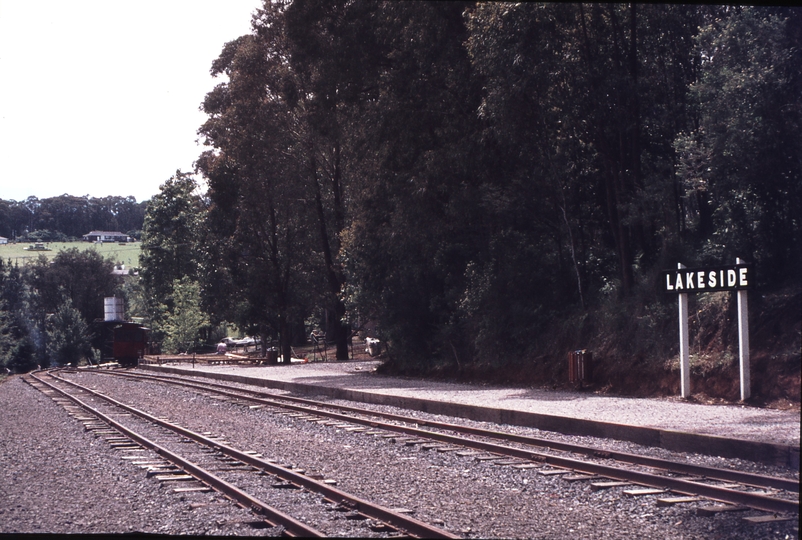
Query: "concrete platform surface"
139 360 800 467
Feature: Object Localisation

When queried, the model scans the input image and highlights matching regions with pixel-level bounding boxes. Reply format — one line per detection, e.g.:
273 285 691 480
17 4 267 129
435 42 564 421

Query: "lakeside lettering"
662 265 751 294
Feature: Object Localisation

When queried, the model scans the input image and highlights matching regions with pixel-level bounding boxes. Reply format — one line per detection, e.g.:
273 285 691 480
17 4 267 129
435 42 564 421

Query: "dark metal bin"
568 349 592 385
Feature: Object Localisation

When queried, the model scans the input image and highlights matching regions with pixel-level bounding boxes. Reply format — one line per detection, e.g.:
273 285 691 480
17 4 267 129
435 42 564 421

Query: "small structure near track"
567 350 592 387
92 297 149 367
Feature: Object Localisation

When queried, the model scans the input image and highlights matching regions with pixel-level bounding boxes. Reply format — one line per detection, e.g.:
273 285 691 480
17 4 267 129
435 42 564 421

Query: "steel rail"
91 369 799 515
102 369 800 494
48 371 460 540
27 372 322 538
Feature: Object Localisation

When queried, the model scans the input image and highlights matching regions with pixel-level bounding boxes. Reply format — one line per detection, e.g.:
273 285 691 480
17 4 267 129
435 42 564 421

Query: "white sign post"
663 259 752 401
736 257 750 400
677 263 691 398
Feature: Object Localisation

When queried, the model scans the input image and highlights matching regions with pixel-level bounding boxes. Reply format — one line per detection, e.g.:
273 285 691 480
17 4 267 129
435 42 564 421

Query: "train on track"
93 320 150 367
92 297 150 367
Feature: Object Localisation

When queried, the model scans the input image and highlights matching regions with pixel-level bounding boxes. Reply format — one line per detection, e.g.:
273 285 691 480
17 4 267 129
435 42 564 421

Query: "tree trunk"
603 164 634 295
279 315 292 363
324 303 350 360
309 149 350 360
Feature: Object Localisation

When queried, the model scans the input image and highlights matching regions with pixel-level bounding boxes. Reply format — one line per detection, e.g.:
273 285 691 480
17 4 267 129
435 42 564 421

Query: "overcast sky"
0 0 263 203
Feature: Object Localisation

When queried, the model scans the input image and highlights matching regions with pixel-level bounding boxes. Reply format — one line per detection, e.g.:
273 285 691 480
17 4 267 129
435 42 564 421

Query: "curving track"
91 368 799 517
83 371 799 515
21 366 799 537
25 370 459 538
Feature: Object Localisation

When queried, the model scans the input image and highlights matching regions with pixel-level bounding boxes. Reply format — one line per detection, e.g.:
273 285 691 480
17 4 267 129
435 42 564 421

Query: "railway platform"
138 359 800 469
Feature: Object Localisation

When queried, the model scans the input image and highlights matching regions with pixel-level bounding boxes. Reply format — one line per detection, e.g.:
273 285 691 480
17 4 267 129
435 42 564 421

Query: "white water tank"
104 297 125 322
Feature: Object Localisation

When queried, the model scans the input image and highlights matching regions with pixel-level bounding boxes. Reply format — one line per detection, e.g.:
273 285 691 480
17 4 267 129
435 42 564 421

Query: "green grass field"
0 241 142 268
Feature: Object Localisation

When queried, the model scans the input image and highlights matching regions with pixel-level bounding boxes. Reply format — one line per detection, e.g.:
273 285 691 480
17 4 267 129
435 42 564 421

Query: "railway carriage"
93 320 149 367
112 322 149 366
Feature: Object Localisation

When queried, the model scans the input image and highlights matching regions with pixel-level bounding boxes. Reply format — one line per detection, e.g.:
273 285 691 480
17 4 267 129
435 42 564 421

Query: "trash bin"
568 349 592 385
266 347 278 364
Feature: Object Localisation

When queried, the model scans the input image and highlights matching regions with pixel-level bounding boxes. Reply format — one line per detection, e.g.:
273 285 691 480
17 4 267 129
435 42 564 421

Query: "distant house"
82 231 132 243
0 236 7 245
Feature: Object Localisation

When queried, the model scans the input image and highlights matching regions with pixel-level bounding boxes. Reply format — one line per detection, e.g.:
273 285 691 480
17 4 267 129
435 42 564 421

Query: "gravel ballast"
1 370 797 539
0 375 279 536
144 360 801 447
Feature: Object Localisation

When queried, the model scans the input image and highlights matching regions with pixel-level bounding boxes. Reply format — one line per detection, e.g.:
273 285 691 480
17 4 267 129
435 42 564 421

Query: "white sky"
0 0 263 203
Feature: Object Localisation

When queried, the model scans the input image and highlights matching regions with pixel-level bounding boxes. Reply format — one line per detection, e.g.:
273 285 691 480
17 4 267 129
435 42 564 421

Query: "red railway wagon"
93 320 149 367
112 322 149 367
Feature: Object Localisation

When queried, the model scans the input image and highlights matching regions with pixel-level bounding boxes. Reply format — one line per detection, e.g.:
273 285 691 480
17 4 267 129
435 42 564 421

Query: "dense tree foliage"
0 260 38 373
139 172 206 340
0 195 147 241
45 299 94 367
6 4 790 377
674 7 802 282
197 21 316 361
164 3 799 372
27 248 121 324
158 277 210 354
0 249 120 372
338 2 484 367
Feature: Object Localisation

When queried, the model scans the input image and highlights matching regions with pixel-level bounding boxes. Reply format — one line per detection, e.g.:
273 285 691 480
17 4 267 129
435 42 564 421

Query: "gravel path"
150 360 801 446
2 371 796 539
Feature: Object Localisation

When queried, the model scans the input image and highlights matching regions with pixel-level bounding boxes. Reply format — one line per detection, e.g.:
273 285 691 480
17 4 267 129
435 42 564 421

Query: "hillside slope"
387 285 801 410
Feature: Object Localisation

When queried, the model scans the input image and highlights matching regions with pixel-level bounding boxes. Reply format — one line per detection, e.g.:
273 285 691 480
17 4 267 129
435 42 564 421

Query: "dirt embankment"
615 287 801 408
384 286 801 411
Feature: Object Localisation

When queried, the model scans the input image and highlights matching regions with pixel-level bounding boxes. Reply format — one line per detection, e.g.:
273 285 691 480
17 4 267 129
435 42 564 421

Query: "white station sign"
662 264 752 294
665 260 753 401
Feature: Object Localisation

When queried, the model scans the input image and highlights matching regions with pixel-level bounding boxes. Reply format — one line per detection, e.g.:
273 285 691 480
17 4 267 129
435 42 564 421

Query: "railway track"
24 370 459 538
87 368 799 520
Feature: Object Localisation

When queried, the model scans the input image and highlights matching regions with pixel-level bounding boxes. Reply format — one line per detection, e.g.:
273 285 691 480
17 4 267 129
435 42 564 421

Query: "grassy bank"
0 242 141 268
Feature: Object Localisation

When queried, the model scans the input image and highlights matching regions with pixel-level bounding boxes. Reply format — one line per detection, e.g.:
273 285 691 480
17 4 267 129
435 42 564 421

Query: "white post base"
678 263 690 398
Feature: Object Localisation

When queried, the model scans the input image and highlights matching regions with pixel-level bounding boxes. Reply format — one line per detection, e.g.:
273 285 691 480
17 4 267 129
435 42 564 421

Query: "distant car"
222 336 260 347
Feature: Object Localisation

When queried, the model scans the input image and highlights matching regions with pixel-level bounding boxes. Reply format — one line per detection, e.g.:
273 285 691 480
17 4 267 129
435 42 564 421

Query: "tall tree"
139 171 206 324
158 277 211 354
198 24 315 362
675 7 802 284
340 2 483 366
281 0 390 359
45 298 93 367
